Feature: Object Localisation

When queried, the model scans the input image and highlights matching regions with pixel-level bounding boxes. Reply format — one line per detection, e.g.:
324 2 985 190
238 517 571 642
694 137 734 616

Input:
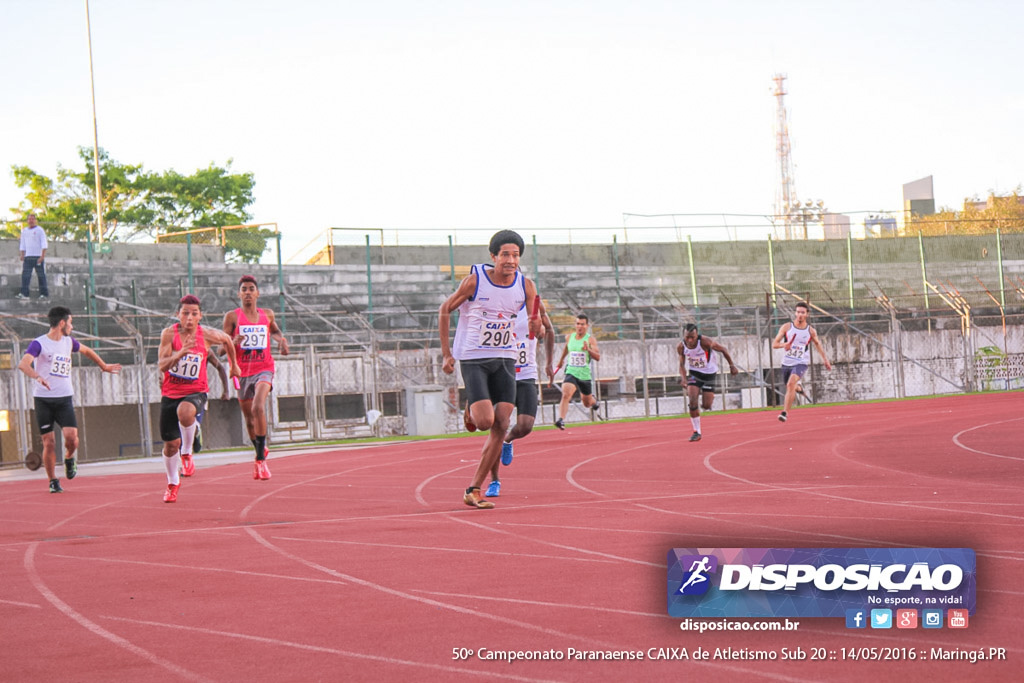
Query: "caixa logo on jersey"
667 548 976 618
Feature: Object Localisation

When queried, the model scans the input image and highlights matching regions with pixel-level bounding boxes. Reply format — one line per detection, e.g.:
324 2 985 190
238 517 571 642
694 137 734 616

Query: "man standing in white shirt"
17 213 49 300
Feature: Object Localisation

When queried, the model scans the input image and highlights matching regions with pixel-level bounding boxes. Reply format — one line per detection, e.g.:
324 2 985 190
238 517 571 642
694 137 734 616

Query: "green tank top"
565 332 592 381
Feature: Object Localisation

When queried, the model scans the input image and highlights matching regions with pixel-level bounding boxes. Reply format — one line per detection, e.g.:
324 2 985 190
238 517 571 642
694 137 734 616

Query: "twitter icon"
870 609 893 629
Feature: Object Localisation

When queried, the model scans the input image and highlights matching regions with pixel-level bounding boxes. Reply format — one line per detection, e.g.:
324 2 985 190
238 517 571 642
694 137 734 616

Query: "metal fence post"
448 235 455 286
5 334 30 464
276 232 286 334
305 344 321 442
136 332 153 458
639 312 650 417
716 316 727 402
996 228 1005 308
963 310 975 393
613 235 622 337
365 234 374 326
755 307 765 406
890 308 905 398
918 231 930 331
186 232 194 293
687 235 698 310
86 229 99 343
766 292 777 405
369 327 380 418
532 234 539 285
847 233 854 311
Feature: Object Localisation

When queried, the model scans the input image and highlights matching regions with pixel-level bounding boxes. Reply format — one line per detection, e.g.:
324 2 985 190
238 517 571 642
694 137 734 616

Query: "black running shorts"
34 396 77 434
687 370 717 392
460 358 516 406
160 393 207 442
514 380 540 418
563 374 593 397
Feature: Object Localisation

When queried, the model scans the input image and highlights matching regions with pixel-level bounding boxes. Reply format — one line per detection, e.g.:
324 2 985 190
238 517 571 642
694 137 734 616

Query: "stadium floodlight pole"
85 0 105 243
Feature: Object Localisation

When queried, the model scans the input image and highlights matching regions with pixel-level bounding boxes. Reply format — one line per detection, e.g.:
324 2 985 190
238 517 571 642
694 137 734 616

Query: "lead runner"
439 230 543 509
157 295 240 502
483 296 554 497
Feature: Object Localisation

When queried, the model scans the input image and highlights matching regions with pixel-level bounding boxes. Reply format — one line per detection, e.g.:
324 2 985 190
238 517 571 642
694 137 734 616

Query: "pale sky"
2 0 1022 259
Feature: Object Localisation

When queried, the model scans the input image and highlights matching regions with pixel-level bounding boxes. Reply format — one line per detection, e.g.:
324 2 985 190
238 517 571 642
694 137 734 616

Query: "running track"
1 393 1020 682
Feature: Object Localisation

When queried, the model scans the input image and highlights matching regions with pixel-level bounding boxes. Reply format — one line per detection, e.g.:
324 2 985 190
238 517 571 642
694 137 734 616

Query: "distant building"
963 194 1024 211
823 213 851 239
864 214 898 238
903 176 935 217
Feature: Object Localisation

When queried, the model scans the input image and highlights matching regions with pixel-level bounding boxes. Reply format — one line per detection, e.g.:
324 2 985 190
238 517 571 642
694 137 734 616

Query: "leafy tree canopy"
908 187 1024 236
7 147 268 262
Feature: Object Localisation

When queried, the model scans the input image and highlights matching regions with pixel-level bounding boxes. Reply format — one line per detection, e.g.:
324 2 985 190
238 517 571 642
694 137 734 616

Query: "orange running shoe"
163 483 179 503
463 487 495 509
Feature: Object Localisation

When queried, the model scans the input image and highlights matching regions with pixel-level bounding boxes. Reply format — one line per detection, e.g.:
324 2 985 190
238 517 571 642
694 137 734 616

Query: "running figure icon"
678 556 712 593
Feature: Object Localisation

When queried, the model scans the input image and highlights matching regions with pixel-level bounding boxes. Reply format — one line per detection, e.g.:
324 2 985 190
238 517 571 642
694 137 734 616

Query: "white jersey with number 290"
452 264 526 362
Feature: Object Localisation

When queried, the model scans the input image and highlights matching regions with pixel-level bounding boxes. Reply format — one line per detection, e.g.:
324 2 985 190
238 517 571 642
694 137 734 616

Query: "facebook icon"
845 609 867 629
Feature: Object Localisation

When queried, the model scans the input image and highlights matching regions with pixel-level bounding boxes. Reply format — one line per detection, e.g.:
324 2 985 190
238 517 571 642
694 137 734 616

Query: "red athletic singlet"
232 308 276 377
161 325 209 398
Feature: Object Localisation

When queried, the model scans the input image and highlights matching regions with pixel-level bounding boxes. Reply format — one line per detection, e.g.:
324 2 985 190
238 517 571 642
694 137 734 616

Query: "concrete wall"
3 320 1019 461
4 234 1024 321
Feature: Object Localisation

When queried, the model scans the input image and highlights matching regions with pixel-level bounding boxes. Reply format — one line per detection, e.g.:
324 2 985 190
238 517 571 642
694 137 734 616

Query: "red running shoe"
257 458 272 481
163 483 179 503
181 454 195 477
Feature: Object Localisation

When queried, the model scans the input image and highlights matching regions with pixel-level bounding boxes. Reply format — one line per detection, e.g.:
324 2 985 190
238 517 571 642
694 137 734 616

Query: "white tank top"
781 324 812 367
681 336 719 374
452 264 526 361
27 334 78 398
512 302 538 380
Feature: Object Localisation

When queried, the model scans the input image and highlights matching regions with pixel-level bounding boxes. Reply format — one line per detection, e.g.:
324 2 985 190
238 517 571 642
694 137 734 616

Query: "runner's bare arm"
222 310 241 345
810 327 832 370
439 273 478 375
206 351 230 400
203 326 241 378
78 345 122 374
17 353 51 389
772 323 792 349
158 326 190 373
708 337 738 375
542 311 556 380
267 310 290 355
524 279 542 340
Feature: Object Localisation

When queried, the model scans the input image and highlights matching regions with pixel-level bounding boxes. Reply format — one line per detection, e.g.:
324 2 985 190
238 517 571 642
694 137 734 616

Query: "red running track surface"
1 393 1020 682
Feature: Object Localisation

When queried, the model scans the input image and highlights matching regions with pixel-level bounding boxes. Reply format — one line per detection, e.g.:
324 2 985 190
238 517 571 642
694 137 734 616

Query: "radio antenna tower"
773 74 797 239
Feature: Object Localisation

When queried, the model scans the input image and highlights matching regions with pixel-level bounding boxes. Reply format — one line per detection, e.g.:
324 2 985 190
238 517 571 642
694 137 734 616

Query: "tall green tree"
8 147 267 262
